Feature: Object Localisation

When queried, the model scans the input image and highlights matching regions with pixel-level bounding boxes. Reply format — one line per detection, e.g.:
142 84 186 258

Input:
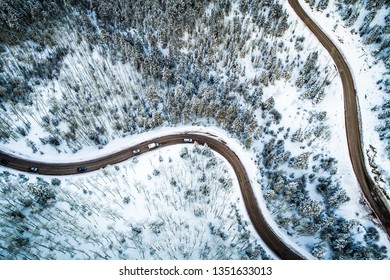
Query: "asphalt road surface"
1 0 389 260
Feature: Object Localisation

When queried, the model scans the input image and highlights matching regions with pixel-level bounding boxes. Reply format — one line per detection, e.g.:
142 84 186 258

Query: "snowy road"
290 0 390 237
1 0 389 260
0 133 305 260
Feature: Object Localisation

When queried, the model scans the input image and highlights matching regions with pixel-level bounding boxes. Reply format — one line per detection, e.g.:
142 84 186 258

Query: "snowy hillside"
303 0 390 196
0 0 389 259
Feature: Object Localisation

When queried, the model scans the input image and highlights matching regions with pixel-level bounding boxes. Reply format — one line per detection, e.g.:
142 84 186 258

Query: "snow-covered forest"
0 144 270 260
0 0 389 259
0 0 329 152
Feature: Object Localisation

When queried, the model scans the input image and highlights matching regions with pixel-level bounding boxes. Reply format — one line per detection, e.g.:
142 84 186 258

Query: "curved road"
0 133 305 260
289 0 390 238
0 0 388 260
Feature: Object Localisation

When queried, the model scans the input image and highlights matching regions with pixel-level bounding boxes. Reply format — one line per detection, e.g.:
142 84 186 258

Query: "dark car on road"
29 167 39 172
1 159 9 165
77 166 88 172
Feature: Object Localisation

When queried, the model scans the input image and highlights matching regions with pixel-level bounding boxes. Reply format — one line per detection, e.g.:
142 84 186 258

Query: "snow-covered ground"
1 0 389 259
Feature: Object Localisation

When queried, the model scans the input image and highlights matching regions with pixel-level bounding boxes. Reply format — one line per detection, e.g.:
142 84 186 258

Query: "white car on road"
148 143 159 149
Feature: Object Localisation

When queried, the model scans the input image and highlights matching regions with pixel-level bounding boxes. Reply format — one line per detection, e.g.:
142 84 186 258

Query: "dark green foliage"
262 138 290 169
51 178 61 186
364 227 380 243
0 0 298 150
321 218 387 260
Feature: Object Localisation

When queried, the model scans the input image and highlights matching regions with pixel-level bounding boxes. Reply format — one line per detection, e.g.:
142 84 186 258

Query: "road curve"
1 0 388 260
0 133 305 260
289 0 390 236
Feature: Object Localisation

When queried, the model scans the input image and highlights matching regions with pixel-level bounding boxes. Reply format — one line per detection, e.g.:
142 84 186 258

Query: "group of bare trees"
0 144 270 260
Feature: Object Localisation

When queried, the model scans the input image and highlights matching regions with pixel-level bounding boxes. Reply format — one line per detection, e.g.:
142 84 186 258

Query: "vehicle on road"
1 159 9 165
132 149 141 154
148 143 159 149
77 166 87 172
29 167 39 172
183 138 193 143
